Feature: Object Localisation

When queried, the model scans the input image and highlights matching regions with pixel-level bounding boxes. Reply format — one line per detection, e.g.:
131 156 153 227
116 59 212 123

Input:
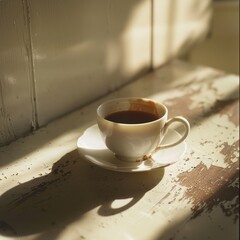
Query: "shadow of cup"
0 150 164 237
98 197 143 216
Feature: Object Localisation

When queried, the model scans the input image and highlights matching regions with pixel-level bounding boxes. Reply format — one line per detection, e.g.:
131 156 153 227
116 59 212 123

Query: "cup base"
115 154 147 163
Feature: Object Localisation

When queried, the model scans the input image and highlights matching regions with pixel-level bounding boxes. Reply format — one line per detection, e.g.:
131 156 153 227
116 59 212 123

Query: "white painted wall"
0 0 34 146
185 1 239 75
30 0 151 126
0 0 212 146
152 0 212 68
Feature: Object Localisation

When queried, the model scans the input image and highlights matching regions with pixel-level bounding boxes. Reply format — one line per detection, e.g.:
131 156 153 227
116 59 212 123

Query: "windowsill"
0 59 239 240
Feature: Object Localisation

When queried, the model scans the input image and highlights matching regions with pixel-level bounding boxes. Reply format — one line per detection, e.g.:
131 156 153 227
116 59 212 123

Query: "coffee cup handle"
155 116 190 151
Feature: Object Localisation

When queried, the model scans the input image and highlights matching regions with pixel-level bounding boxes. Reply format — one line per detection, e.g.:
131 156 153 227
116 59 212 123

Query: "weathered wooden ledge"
0 60 239 240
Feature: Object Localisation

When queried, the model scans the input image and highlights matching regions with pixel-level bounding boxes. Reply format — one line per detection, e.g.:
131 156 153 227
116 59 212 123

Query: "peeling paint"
220 140 239 165
177 161 239 222
165 82 239 128
154 70 239 226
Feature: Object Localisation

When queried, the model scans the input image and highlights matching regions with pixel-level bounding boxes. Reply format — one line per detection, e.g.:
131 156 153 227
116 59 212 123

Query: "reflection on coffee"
105 110 159 124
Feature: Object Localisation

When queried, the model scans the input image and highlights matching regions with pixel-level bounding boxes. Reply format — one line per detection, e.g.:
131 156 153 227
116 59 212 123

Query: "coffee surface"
105 110 159 124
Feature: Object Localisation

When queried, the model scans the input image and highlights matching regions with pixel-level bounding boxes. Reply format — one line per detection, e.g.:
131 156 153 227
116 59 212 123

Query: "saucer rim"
77 124 187 172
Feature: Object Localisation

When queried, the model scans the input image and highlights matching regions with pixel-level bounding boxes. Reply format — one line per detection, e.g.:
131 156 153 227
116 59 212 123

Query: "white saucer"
77 124 187 172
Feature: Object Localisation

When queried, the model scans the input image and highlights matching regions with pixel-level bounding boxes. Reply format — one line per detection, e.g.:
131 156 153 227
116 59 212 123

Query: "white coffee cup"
97 97 190 162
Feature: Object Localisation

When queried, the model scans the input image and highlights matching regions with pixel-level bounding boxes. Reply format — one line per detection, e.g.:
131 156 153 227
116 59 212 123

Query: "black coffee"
105 110 159 124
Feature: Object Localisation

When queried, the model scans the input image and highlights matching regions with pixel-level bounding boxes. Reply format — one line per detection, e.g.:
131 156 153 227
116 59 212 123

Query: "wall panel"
0 0 33 146
186 1 239 75
0 0 214 146
153 0 212 68
29 0 151 126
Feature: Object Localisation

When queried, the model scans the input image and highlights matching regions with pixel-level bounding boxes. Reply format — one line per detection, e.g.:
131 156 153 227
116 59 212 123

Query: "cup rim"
96 97 168 126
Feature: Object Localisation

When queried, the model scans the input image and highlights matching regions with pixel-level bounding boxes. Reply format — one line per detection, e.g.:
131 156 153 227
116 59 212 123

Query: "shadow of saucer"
0 149 164 237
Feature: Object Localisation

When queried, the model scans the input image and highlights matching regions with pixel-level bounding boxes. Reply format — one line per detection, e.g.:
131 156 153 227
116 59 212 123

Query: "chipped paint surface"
0 60 239 240
156 68 239 232
178 161 239 221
